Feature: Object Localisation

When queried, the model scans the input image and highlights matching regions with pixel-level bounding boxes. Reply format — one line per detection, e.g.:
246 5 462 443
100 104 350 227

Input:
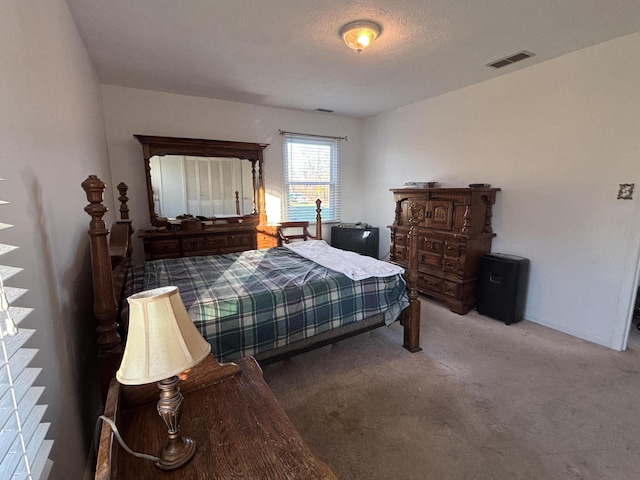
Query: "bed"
82 175 422 398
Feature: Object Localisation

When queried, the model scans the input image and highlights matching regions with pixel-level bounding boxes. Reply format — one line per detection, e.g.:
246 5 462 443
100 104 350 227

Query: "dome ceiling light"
340 20 381 53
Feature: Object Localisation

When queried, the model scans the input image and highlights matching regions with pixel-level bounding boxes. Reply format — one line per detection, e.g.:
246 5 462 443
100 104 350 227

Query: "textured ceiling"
66 0 640 118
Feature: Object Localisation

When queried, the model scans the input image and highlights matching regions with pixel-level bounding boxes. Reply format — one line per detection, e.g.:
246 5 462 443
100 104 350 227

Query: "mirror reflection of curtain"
151 155 187 218
241 161 254 214
185 156 244 217
149 156 162 215
151 155 251 218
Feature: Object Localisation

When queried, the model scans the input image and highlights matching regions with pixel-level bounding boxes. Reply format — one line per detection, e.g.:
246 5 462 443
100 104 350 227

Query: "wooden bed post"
82 175 124 400
116 182 130 220
403 202 422 352
258 156 267 224
315 199 323 241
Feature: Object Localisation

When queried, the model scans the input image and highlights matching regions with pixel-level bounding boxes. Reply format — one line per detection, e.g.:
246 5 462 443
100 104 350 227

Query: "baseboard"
525 314 615 350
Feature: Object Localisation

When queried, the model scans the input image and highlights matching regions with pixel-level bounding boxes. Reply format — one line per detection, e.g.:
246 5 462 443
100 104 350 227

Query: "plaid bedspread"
125 247 409 362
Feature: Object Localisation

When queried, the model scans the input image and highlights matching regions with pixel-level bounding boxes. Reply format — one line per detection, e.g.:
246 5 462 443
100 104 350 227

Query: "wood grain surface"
96 356 337 479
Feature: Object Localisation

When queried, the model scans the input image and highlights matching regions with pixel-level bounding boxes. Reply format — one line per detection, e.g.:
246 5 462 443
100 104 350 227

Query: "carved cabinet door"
425 200 453 230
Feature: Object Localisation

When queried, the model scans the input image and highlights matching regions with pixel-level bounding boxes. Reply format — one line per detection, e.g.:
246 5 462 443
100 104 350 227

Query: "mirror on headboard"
134 135 269 227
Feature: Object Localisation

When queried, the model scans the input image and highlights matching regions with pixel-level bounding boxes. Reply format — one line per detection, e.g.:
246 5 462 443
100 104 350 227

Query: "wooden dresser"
95 355 336 479
389 187 500 314
138 226 256 260
139 221 283 260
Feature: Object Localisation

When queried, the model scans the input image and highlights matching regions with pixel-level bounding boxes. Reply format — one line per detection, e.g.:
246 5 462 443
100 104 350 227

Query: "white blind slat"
0 182 52 479
23 424 49 472
17 405 48 450
2 406 48 475
6 309 33 328
0 244 18 256
0 349 38 388
0 330 35 367
11 375 43 417
25 441 53 480
0 266 22 282
0 404 47 459
2 288 28 310
0 447 21 479
0 417 20 459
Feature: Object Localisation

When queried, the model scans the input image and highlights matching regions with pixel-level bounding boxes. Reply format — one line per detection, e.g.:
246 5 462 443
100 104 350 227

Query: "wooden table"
95 355 337 479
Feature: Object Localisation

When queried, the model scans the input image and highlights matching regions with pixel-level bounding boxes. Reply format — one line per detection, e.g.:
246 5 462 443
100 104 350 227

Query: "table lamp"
116 286 211 470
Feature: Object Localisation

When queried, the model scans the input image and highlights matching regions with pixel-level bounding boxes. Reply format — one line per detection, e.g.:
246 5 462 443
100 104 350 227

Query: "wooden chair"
278 199 324 245
278 221 317 244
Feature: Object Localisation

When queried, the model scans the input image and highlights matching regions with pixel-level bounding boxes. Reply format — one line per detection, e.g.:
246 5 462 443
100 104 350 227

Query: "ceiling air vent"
487 50 535 69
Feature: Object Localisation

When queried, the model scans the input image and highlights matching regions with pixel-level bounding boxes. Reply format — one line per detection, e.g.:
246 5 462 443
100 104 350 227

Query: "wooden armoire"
389 186 500 314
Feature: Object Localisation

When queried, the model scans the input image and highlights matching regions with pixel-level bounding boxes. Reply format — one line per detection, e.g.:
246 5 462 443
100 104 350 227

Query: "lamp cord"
97 415 160 462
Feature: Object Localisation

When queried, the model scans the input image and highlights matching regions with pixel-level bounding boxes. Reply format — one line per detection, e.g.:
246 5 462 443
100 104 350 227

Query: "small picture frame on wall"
618 183 635 200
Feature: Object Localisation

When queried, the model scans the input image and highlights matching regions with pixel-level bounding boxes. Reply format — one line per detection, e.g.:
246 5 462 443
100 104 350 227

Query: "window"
0 181 53 479
283 134 340 223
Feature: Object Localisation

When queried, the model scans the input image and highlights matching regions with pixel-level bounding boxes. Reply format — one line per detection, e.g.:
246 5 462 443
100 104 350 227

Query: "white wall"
100 85 363 261
0 1 113 478
362 32 640 350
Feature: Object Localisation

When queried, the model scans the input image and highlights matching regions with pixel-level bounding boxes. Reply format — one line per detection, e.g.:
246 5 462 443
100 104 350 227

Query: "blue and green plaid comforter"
126 247 409 362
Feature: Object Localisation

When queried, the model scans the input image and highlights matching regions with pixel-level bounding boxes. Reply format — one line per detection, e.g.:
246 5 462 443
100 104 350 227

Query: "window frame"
282 134 341 223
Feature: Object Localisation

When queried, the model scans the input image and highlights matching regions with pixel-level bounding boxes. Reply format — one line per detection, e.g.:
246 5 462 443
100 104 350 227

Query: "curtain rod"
278 129 348 141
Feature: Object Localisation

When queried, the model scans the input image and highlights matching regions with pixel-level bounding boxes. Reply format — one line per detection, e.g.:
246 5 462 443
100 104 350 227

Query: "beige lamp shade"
116 286 212 385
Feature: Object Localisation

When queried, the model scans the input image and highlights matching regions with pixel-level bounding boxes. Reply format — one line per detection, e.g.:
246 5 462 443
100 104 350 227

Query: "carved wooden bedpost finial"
82 175 111 244
82 175 124 400
117 182 130 220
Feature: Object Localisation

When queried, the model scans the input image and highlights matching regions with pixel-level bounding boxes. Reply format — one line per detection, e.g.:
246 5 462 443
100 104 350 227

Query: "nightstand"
95 355 336 479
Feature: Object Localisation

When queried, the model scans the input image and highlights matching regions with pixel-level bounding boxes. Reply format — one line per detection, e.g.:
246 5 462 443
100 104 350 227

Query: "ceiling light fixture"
340 20 381 53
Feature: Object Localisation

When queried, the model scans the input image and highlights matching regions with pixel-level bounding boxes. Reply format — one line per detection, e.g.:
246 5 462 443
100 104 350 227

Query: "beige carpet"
263 298 640 480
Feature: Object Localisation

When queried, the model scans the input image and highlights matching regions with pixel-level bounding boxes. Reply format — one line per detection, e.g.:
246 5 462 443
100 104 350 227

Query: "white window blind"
283 134 340 222
0 180 53 480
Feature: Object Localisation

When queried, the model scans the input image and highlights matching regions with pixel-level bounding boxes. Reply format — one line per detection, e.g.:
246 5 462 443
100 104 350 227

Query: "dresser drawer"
150 239 180 255
442 256 462 275
421 237 443 253
444 241 461 256
228 233 252 248
394 232 408 247
418 273 442 293
204 235 230 248
182 236 206 252
443 280 460 298
419 251 442 269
